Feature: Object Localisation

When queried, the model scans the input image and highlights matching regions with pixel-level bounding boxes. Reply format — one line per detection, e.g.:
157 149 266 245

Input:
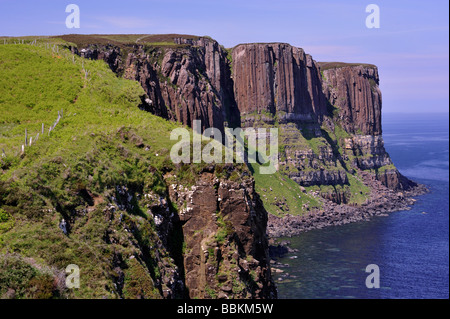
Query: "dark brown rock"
73 37 239 133
168 166 276 299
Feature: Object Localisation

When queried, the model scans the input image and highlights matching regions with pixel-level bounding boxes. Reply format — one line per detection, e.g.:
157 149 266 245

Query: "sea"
274 113 449 299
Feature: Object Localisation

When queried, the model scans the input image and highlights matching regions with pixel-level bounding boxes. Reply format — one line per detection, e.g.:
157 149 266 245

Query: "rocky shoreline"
267 172 429 238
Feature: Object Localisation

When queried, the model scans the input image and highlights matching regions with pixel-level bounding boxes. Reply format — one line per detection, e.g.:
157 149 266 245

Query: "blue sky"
0 0 448 113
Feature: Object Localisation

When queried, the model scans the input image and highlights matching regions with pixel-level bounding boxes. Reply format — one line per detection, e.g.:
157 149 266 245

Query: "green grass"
346 172 371 204
0 42 209 298
249 161 322 217
0 253 66 299
0 208 14 233
225 48 233 75
122 257 161 299
320 120 351 155
0 43 181 164
215 212 234 244
376 164 396 174
278 122 329 157
306 171 370 206
144 42 181 47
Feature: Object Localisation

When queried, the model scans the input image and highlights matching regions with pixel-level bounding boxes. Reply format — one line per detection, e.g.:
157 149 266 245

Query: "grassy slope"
0 42 199 299
0 35 394 300
244 128 322 217
250 163 322 217
0 42 183 171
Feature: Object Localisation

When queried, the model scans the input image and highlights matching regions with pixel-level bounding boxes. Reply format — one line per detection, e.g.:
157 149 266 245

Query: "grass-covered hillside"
0 35 389 299
0 40 215 299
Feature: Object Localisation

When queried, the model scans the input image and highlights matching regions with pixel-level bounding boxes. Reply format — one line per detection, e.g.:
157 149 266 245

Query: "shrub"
0 208 14 233
0 254 61 299
122 258 160 299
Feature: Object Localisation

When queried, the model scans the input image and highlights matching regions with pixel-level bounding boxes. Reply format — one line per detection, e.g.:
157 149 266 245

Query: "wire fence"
1 38 90 78
0 38 91 160
21 109 63 154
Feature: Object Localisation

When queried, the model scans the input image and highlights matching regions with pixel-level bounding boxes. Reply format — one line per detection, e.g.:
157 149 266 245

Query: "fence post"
25 129 28 146
42 123 44 134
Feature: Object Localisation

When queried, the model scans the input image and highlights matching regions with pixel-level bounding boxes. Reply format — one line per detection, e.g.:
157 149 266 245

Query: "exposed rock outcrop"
267 171 427 238
320 63 382 136
320 63 416 191
71 45 123 74
232 43 327 125
124 39 239 132
167 165 276 299
69 34 423 235
71 37 239 132
344 135 392 169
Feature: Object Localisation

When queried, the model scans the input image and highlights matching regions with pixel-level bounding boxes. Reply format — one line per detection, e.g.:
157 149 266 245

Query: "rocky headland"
62 33 427 237
34 33 427 298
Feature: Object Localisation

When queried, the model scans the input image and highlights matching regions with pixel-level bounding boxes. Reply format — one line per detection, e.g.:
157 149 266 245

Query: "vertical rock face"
232 43 327 125
72 36 418 195
123 38 239 132
69 36 420 297
344 135 392 169
319 63 415 190
73 37 239 132
346 134 415 190
320 63 382 136
167 166 276 299
72 45 123 74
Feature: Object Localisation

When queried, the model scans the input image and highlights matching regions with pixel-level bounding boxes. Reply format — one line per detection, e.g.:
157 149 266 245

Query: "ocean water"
274 113 449 299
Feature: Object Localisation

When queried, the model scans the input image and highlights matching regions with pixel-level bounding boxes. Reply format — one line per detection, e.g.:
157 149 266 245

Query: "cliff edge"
0 34 427 299
61 34 425 228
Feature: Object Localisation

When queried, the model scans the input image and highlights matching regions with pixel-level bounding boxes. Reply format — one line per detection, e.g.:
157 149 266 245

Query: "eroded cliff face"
123 39 239 132
72 36 416 198
72 38 239 132
167 165 276 299
320 63 382 136
135 163 276 299
320 64 416 191
232 43 327 126
70 35 419 261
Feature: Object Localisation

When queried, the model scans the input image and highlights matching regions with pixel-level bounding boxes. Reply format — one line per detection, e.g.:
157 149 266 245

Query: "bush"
0 208 14 233
0 254 38 298
26 273 55 299
0 253 67 299
122 258 160 299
